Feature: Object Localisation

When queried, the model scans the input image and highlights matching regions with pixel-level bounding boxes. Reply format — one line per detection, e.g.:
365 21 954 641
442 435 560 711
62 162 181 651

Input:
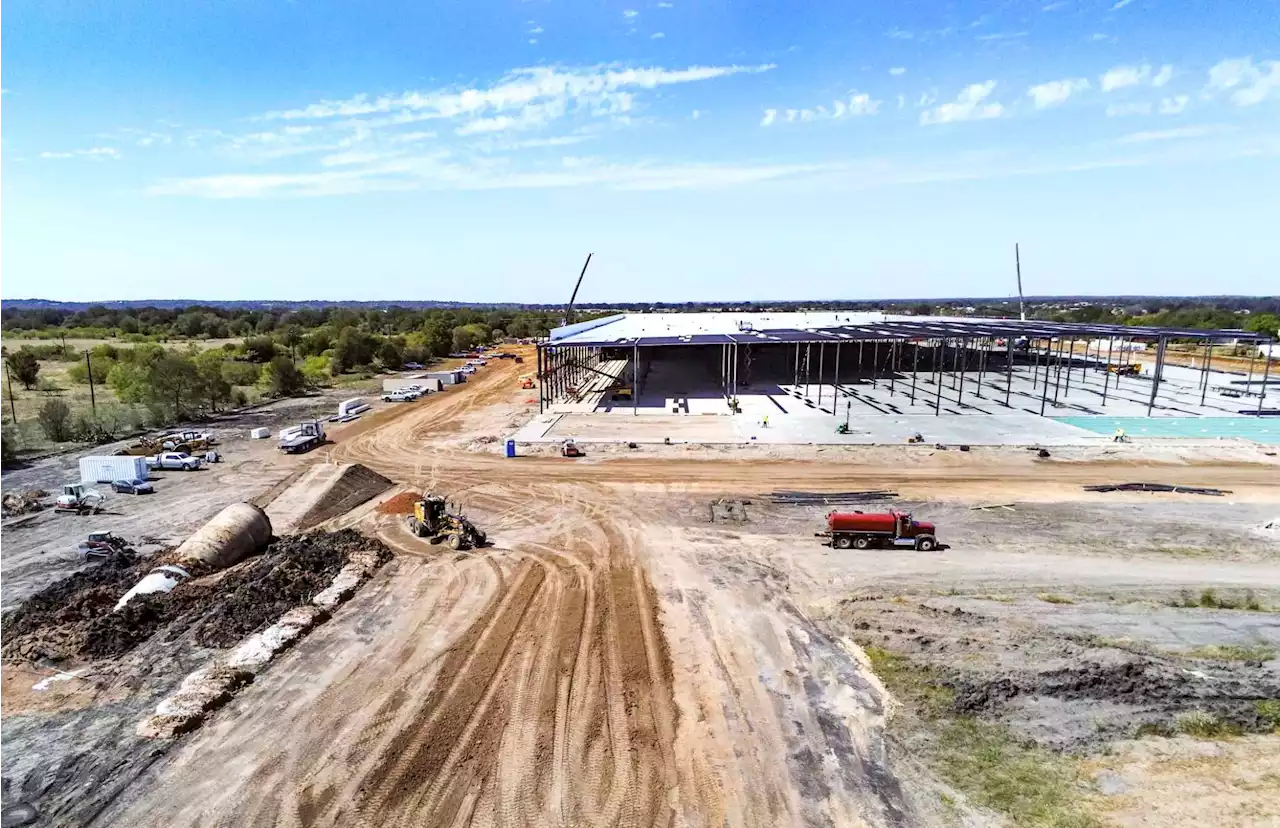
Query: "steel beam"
1147 337 1167 416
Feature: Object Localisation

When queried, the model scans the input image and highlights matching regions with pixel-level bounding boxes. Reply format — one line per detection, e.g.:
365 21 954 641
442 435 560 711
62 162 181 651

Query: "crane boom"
1015 243 1026 321
565 253 592 326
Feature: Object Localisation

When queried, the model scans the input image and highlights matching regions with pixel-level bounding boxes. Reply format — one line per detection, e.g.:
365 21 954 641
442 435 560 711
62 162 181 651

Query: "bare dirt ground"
5 350 1280 827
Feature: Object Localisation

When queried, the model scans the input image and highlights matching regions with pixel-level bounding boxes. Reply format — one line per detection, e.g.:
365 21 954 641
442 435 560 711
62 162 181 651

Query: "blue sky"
3 0 1278 303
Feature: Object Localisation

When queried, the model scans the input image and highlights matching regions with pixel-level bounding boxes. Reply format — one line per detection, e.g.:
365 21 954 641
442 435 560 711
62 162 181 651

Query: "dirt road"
95 354 1280 827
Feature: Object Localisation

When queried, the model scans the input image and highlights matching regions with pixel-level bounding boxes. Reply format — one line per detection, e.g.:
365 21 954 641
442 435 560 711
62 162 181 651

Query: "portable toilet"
505 439 516 458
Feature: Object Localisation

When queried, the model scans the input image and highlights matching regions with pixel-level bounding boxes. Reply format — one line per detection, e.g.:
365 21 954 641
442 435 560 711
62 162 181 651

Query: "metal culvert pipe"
173 502 273 569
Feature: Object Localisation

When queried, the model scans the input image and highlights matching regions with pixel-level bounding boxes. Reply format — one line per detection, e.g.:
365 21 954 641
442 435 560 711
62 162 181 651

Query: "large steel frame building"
536 312 1276 418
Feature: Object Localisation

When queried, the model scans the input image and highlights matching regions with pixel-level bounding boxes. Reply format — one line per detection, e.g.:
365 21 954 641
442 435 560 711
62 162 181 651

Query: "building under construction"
523 312 1278 446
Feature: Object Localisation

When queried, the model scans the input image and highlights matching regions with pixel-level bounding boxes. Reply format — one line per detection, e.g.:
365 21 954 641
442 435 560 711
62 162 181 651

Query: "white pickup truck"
147 452 203 471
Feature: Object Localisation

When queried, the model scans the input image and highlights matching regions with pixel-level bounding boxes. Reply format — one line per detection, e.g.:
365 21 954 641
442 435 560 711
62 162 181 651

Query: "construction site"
2 317 1280 828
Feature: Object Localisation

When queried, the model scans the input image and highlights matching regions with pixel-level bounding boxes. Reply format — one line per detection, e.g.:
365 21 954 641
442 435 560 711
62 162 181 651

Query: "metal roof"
548 312 1273 348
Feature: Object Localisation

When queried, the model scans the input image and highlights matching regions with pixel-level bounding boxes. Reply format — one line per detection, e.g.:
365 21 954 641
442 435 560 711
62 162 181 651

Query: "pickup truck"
147 452 203 471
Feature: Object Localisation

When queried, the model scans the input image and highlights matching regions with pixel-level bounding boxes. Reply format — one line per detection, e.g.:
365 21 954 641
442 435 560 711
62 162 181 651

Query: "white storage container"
338 397 370 418
79 455 150 484
250 427 270 439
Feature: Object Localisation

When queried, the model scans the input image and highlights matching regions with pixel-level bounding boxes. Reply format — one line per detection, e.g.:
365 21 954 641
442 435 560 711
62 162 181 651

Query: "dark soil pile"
1 530 391 663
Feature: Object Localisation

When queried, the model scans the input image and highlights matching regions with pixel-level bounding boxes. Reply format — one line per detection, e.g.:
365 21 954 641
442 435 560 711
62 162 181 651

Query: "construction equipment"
610 385 632 401
54 484 106 515
117 430 216 456
78 531 129 560
561 438 583 458
563 253 592 326
519 374 536 390
1108 363 1142 376
406 493 488 550
818 509 939 551
278 421 326 454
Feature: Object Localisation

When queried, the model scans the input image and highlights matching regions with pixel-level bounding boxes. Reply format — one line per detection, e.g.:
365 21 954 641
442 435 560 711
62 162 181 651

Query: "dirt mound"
266 463 394 534
1 530 392 663
2 489 48 517
375 490 419 515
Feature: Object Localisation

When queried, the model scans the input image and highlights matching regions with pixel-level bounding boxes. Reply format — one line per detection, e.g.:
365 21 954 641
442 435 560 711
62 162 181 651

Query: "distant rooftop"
548 311 1273 348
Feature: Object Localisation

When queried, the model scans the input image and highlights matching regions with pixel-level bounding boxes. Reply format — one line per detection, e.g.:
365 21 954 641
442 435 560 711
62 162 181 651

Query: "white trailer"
79 455 150 484
279 420 327 453
338 397 370 418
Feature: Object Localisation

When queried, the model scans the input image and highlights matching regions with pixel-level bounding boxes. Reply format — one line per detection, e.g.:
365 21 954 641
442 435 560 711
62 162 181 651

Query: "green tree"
1245 313 1280 337
260 356 307 397
37 399 74 442
331 328 377 373
107 361 149 403
378 340 404 370
300 355 331 386
1 423 19 465
195 350 233 411
5 349 41 390
68 353 119 385
451 324 488 354
148 355 202 419
277 324 303 363
221 361 262 387
243 335 278 363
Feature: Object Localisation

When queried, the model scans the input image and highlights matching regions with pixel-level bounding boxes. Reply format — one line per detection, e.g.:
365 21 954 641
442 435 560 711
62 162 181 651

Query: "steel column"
889 341 898 396
818 343 825 407
1102 337 1114 406
633 344 639 416
833 343 841 415
935 341 943 416
1147 337 1167 416
872 342 879 388
1258 342 1273 415
1200 341 1213 407
1005 337 1013 408
911 342 920 405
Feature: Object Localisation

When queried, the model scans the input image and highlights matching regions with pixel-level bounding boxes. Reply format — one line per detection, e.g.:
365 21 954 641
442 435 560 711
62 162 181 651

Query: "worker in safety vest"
1113 428 1127 443
762 415 769 428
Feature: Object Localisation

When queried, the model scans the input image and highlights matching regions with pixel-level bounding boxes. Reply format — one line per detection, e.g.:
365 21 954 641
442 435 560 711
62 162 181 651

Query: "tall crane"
564 253 592 326
1015 243 1026 321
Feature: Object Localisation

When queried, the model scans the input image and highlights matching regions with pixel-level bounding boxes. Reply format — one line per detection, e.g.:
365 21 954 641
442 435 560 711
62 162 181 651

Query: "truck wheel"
447 533 462 551
916 536 937 551
475 531 488 547
852 536 871 550
834 536 853 550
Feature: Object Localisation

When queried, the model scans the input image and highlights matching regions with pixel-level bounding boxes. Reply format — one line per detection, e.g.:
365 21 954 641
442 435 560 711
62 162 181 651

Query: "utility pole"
4 364 17 422
86 352 97 415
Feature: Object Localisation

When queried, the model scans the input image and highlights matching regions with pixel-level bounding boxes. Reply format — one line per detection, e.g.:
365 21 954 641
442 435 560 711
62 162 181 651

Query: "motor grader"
406 493 488 550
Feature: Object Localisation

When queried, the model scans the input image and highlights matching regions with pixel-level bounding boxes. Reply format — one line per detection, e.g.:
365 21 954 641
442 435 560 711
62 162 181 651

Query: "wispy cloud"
1041 1 1069 10
39 147 122 160
976 31 1028 41
1027 77 1090 109
1106 102 1152 116
759 92 880 126
1100 64 1150 91
1116 124 1234 144
1110 0 1136 11
1158 95 1188 114
622 9 639 19
920 81 1003 125
1151 65 1173 87
262 64 774 124
889 67 906 76
1207 57 1280 106
650 32 665 39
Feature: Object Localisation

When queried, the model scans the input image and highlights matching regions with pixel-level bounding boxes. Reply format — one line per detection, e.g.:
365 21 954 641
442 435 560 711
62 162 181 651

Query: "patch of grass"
1037 593 1075 605
860 643 1101 828
1173 710 1241 739
1169 588 1272 612
974 593 1016 603
1182 644 1277 662
934 718 1102 828
1254 700 1280 729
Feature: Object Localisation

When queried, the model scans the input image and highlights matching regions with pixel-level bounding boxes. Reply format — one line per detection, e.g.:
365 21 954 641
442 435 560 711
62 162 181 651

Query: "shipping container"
79 455 150 484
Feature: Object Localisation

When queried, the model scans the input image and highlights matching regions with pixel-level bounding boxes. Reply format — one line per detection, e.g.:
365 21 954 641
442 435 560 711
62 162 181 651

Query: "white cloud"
527 22 543 34
622 9 639 19
657 1 673 6
1041 1 1069 10
760 92 880 126
39 147 121 160
1110 0 1136 10
1151 64 1173 87
920 81 1004 125
321 150 394 167
915 92 937 108
650 32 665 39
886 27 914 40
691 109 701 120
1158 95 1188 114
1100 64 1150 91
1207 57 1280 106
1027 77 1089 109
889 67 906 76
897 94 906 109
1090 32 1114 42
528 38 538 45
1116 124 1233 144
1106 102 1152 116
263 64 775 125
976 31 1028 41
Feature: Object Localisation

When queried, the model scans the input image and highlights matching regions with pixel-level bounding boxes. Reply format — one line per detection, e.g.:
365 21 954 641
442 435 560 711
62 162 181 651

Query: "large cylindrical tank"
174 502 272 568
828 511 898 533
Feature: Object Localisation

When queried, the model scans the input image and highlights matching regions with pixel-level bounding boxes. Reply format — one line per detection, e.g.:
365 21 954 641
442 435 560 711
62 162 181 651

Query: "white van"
338 397 370 418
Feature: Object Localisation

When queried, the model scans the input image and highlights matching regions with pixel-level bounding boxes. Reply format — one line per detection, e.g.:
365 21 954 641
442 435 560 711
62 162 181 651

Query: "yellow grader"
406 493 488 550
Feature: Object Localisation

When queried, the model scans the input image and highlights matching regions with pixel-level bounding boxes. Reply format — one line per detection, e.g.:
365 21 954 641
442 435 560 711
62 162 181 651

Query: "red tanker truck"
821 510 939 551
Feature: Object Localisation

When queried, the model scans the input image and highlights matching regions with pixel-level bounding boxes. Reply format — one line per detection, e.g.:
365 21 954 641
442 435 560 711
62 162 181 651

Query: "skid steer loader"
406 493 488 550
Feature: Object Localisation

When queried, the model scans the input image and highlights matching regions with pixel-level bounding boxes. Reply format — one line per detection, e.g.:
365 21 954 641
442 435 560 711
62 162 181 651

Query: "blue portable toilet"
505 439 516 458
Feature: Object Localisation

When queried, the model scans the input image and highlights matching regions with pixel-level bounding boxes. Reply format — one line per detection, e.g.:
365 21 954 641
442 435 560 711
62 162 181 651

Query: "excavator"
405 493 488 550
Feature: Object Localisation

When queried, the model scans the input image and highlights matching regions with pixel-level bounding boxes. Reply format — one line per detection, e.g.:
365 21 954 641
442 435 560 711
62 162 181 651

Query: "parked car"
404 362 424 370
111 478 155 495
147 452 202 471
